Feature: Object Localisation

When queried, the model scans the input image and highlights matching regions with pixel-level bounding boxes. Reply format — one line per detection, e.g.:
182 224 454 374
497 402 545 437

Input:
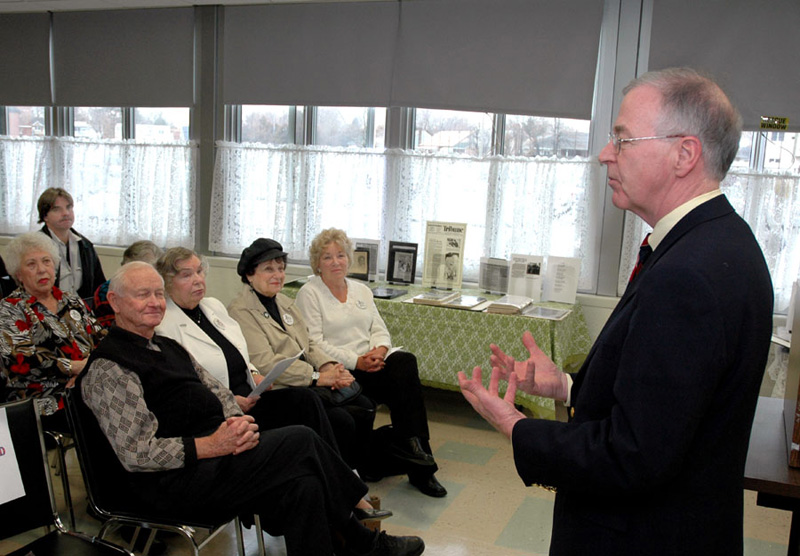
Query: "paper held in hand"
249 349 304 398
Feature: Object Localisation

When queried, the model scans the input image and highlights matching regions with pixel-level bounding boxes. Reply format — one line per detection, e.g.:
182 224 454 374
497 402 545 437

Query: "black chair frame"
64 387 249 556
0 397 134 556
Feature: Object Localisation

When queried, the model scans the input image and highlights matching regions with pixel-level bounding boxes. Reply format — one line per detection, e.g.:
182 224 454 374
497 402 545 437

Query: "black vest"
87 327 224 438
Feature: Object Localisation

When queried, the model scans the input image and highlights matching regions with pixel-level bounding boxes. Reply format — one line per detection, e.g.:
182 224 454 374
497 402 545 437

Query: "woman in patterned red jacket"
0 231 104 433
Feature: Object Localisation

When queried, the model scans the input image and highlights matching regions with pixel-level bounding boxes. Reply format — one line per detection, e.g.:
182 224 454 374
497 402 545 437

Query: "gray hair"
108 261 164 297
625 67 742 182
4 232 61 283
122 240 163 265
154 247 208 293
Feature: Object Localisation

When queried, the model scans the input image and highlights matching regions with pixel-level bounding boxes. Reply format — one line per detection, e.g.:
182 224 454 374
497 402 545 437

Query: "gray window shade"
0 13 52 106
648 0 800 132
52 8 194 107
223 3 398 107
391 0 604 119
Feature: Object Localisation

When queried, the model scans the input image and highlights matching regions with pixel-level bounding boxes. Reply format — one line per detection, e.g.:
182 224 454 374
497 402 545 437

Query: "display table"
745 396 800 555
283 281 593 419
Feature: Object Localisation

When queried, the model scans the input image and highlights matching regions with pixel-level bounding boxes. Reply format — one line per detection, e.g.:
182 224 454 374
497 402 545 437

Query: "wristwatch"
311 370 320 387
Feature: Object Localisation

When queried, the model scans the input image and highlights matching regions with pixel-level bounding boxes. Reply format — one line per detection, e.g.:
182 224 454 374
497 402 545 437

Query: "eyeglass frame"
607 132 687 154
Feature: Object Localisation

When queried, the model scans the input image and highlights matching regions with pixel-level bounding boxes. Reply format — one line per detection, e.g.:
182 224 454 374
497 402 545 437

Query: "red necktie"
629 233 652 283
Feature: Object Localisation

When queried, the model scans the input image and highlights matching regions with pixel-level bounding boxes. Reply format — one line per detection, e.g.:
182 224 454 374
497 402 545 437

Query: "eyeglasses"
608 132 686 154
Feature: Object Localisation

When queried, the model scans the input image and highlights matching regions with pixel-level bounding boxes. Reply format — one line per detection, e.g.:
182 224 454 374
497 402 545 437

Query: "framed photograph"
386 241 418 285
352 238 380 281
347 248 370 281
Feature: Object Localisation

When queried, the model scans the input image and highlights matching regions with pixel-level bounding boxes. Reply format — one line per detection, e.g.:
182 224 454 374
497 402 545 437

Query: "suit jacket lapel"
574 195 736 380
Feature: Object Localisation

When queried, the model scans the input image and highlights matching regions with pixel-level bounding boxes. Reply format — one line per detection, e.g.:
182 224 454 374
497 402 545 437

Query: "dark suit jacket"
512 195 773 555
40 224 106 301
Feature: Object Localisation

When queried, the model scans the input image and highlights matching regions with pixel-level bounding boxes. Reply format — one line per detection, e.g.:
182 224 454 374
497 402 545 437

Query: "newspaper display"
508 254 544 301
542 256 581 304
352 238 380 282
422 221 467 289
479 257 510 294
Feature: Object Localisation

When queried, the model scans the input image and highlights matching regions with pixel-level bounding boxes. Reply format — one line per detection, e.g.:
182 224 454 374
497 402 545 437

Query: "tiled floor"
0 387 793 555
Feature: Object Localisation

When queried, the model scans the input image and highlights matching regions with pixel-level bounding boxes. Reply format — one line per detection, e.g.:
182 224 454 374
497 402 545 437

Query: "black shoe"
409 474 447 498
359 470 384 482
348 531 425 556
386 437 435 467
354 507 394 521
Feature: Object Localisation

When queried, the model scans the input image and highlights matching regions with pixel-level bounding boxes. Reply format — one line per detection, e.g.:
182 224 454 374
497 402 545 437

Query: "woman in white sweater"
296 229 446 498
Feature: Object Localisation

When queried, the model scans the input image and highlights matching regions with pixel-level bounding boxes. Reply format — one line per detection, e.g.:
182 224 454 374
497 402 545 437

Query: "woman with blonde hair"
295 228 445 497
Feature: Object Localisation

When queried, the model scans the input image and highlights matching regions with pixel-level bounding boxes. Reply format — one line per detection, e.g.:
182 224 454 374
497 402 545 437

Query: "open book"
486 295 534 315
411 290 461 306
248 349 304 398
440 294 490 311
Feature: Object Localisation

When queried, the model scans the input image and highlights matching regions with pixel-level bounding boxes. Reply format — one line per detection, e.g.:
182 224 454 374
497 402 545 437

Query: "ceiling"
0 0 364 13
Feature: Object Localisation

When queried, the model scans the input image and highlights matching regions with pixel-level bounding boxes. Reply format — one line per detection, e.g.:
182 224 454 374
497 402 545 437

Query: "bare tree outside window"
74 107 121 139
414 108 492 156
242 105 294 144
504 115 590 158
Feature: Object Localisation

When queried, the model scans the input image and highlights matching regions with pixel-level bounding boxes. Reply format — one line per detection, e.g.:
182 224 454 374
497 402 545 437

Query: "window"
74 107 121 139
414 108 492 156
316 106 386 149
212 105 599 290
0 106 195 248
5 106 46 137
761 131 800 172
135 107 190 142
504 115 590 158
241 105 297 144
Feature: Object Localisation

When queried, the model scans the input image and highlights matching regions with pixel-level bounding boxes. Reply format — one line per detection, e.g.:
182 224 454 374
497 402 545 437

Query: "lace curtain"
0 136 196 248
618 171 800 312
211 143 600 289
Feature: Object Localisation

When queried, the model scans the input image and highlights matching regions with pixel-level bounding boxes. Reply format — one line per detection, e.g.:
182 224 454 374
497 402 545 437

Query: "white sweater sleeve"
296 282 361 369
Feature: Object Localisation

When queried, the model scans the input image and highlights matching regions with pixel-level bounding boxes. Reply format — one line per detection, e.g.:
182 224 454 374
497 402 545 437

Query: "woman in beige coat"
227 238 375 474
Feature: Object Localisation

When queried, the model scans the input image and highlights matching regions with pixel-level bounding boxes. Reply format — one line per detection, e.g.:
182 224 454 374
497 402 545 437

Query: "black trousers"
247 387 340 453
130 425 370 556
317 391 375 472
351 351 438 478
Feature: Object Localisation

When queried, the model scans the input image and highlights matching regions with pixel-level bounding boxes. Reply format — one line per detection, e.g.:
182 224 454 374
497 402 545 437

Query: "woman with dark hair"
228 239 376 478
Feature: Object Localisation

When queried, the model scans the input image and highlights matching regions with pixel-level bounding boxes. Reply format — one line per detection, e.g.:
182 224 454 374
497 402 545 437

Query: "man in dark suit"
459 67 773 555
37 187 105 300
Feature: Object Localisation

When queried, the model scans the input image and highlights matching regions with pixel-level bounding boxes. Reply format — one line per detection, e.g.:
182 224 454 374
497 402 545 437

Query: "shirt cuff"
564 374 574 407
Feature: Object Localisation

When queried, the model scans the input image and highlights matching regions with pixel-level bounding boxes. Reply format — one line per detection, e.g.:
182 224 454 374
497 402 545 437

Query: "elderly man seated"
77 261 425 556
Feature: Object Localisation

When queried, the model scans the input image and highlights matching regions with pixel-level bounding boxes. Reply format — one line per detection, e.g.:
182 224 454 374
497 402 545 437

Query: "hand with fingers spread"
490 330 570 401
458 366 526 439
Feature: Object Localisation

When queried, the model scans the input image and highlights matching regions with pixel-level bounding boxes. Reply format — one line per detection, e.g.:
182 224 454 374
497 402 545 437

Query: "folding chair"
44 427 78 530
64 387 249 556
0 398 133 556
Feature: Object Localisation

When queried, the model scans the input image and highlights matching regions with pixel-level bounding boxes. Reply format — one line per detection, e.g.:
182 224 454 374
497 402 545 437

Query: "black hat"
237 238 288 277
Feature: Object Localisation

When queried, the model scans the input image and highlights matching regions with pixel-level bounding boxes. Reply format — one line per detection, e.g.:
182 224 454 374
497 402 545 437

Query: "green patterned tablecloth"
284 281 593 420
